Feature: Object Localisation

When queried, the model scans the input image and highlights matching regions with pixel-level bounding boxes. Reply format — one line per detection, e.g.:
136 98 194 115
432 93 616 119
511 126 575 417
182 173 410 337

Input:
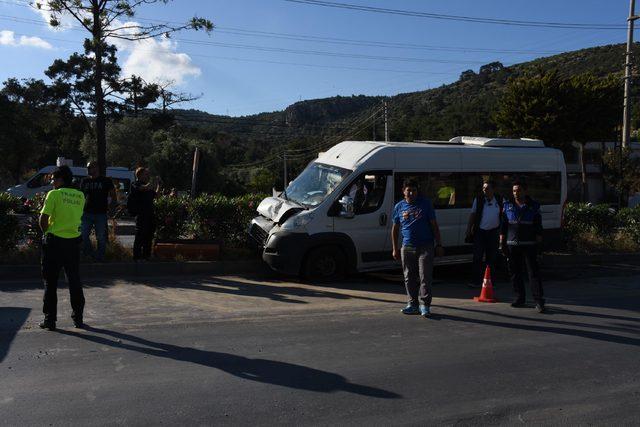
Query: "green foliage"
494 71 620 150
603 147 640 197
616 207 640 245
153 194 190 240
147 129 225 193
0 78 84 184
0 193 24 253
563 203 617 239
248 168 277 194
154 193 266 245
188 194 238 242
563 203 640 252
81 117 156 168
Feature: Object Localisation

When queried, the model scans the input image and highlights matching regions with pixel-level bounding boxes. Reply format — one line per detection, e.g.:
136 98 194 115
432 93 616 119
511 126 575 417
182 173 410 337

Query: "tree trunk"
93 2 107 176
578 142 589 202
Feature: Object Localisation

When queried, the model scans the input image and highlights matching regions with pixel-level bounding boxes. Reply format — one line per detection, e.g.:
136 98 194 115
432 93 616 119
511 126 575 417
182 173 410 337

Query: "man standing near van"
39 165 86 331
80 161 116 262
465 180 502 288
500 180 546 313
128 167 157 261
392 179 444 317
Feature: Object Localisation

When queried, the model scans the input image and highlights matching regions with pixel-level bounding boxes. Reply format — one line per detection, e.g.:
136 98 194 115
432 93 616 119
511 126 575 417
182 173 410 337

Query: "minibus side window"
489 172 561 205
394 172 457 209
342 173 387 215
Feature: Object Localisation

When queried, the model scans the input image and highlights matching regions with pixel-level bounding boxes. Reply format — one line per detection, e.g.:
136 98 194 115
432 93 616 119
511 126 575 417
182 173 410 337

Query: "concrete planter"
154 239 220 261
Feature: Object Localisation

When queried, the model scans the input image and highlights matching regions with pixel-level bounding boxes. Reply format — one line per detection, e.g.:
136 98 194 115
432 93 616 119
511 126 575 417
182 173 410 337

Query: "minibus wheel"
302 246 345 282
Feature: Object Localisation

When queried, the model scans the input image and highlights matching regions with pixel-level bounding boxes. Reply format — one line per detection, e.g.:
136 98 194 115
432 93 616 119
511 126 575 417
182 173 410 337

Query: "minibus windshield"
285 162 351 208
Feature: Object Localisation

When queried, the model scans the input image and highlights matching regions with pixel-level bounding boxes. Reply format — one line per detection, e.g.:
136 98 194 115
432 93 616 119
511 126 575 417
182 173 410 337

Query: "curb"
0 259 273 281
541 252 640 267
1 253 638 282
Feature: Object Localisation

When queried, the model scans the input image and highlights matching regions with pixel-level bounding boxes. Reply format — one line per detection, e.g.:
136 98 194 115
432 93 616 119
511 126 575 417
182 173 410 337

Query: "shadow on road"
143 276 402 305
58 326 401 399
435 304 640 347
0 307 30 362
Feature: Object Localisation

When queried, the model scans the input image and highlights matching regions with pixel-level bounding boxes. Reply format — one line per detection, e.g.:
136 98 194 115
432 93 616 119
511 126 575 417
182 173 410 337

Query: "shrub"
154 194 190 240
154 193 267 246
228 194 267 246
563 203 617 241
617 206 640 245
563 203 640 253
0 193 24 253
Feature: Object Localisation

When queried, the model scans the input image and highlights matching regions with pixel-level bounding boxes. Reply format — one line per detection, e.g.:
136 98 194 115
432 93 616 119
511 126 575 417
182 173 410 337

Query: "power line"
224 105 384 170
204 27 564 56
284 0 626 30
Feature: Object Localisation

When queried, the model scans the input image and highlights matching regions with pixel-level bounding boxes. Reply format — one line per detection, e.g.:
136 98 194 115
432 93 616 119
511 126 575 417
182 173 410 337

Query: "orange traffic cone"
473 266 497 303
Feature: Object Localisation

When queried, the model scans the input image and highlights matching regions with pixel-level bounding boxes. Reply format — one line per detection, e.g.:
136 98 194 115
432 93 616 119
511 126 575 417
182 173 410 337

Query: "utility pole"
384 101 389 142
283 151 288 191
622 0 638 148
190 146 200 198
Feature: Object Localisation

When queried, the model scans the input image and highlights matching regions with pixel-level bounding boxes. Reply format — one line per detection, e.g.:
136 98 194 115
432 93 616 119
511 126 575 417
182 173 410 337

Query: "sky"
0 0 632 117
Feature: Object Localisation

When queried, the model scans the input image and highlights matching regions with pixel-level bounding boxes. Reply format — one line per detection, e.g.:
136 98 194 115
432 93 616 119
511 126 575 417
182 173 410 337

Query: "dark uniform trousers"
507 245 544 305
41 234 85 322
133 215 155 260
472 227 499 286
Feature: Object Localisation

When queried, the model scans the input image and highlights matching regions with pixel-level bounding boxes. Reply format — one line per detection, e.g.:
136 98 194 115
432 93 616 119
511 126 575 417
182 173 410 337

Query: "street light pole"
622 0 638 149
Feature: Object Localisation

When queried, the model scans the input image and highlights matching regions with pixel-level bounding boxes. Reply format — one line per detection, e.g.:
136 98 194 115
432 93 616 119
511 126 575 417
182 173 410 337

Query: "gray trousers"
401 245 435 306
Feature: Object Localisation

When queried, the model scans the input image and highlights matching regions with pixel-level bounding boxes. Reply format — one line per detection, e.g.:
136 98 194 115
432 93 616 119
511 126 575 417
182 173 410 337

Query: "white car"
5 165 134 202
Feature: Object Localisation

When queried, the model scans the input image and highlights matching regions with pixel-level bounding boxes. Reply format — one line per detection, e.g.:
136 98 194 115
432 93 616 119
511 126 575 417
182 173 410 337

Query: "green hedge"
0 193 24 253
154 193 267 245
563 202 640 251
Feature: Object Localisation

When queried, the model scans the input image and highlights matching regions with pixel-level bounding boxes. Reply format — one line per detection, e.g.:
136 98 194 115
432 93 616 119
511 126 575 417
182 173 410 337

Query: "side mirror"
338 196 355 219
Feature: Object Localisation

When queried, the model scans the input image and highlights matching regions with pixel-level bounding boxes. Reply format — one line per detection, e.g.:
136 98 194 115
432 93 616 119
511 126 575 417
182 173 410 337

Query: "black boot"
72 314 84 328
39 320 56 331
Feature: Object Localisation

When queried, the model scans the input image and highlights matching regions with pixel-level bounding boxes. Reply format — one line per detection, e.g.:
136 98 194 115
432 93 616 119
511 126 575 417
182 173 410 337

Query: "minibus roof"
317 138 554 171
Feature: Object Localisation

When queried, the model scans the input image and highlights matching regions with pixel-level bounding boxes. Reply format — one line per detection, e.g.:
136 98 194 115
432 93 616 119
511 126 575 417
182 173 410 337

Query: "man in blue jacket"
500 180 546 313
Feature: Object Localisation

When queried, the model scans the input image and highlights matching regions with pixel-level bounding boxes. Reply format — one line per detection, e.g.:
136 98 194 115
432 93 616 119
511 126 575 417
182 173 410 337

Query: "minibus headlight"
281 213 314 230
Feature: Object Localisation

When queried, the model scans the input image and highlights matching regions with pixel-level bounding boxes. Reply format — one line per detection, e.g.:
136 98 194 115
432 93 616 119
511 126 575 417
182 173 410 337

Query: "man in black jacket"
465 180 502 288
80 161 116 262
128 167 157 261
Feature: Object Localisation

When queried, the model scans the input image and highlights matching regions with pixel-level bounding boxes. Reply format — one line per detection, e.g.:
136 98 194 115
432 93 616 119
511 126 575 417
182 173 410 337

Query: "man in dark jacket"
500 180 545 313
465 180 502 288
128 167 157 261
80 161 116 261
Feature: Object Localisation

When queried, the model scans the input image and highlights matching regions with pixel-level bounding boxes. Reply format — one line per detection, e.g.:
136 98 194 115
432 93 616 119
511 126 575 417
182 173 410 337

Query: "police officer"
39 165 86 331
500 180 546 313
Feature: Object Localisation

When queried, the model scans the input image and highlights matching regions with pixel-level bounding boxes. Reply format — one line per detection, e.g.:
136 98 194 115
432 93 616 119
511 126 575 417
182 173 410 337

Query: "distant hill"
170 43 634 169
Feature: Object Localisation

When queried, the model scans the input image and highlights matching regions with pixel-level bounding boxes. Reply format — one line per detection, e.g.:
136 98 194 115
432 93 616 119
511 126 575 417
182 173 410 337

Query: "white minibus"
249 137 567 280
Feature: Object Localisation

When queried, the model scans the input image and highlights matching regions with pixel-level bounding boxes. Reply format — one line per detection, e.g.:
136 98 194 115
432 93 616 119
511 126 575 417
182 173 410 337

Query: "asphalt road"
1 264 639 426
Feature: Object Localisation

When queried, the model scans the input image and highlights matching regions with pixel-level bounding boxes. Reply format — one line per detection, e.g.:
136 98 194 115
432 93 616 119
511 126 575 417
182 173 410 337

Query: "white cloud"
27 9 202 85
19 35 53 49
0 30 52 49
117 33 201 85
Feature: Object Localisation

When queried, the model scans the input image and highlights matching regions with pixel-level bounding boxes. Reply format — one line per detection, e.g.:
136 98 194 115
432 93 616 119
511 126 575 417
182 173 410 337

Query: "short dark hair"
402 178 419 190
135 167 147 179
512 178 528 190
53 165 73 187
